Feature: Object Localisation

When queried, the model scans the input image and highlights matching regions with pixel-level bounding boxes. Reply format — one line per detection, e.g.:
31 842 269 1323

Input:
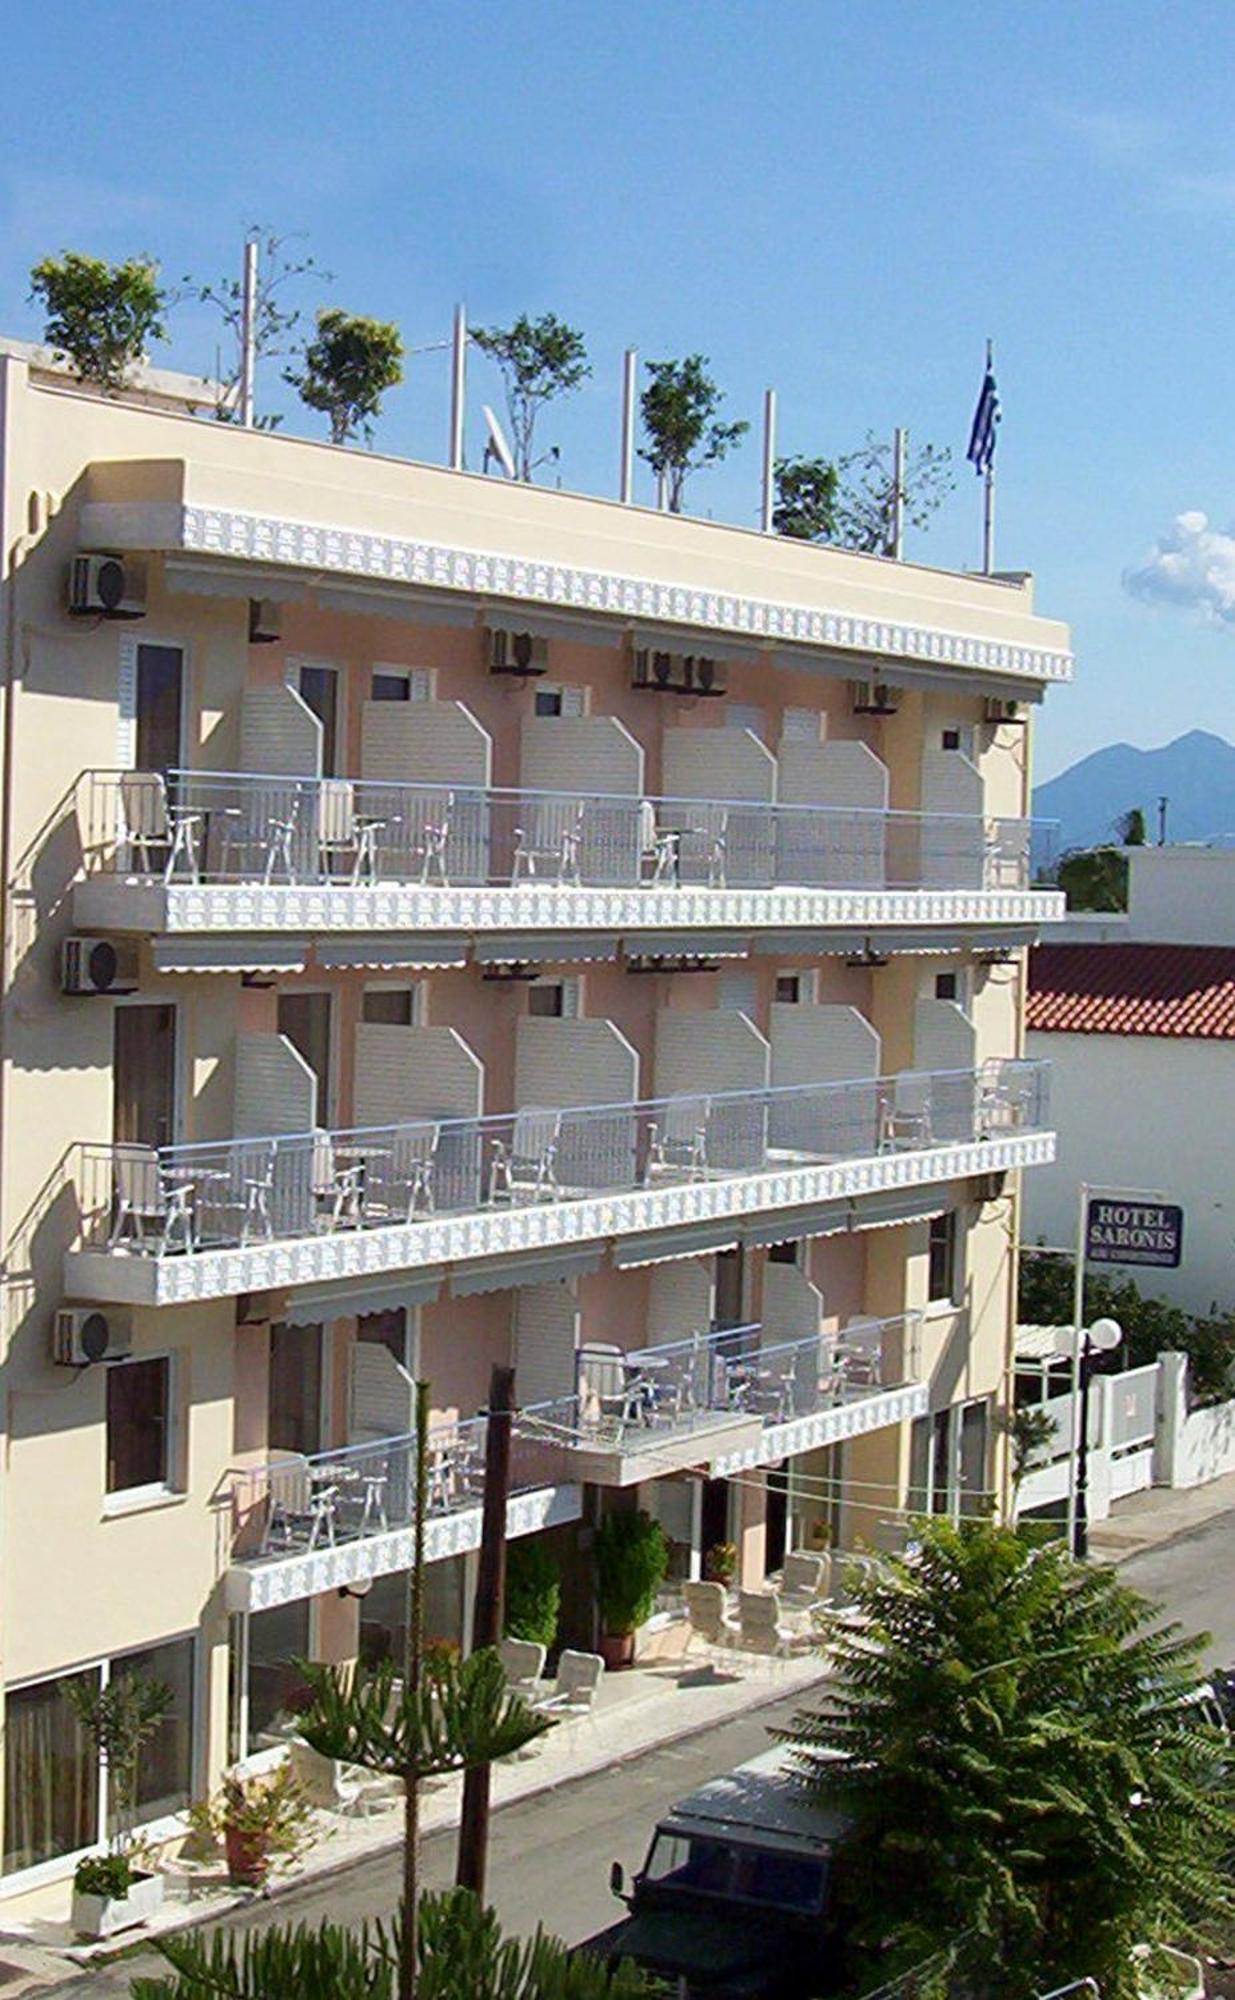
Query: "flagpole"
982 337 995 574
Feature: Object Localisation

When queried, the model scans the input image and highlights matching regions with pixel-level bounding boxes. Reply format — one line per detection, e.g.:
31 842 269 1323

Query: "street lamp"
1073 1316 1122 1560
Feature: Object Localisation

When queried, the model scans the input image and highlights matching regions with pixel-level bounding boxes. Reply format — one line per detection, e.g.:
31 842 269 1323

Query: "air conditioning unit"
68 554 146 620
984 696 1027 726
54 1307 132 1367
248 598 283 645
850 679 900 716
680 654 726 698
972 1170 1008 1205
489 628 549 677
61 936 138 996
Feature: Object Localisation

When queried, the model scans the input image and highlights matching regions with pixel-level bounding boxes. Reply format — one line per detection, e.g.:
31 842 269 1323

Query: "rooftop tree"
286 307 404 445
638 354 748 513
831 430 954 554
186 225 326 426
772 454 839 540
471 313 590 481
29 252 167 394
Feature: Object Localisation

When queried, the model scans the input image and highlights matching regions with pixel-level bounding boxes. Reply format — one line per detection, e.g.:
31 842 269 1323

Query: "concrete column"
314 1587 359 1668
1156 1351 1188 1487
201 1595 233 1794
737 1472 767 1588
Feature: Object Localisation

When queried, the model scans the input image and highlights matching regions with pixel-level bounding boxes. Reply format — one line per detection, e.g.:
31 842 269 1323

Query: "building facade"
0 340 1068 1907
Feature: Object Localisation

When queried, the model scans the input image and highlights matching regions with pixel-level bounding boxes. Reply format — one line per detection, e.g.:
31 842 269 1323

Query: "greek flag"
967 354 1000 475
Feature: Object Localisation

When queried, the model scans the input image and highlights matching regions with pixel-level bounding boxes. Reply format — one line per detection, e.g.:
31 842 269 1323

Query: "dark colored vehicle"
585 1746 852 1998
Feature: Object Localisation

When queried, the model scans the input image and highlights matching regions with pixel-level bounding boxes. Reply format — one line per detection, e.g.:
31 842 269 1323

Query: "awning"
849 1186 954 1233
741 1201 849 1248
451 1246 604 1297
163 560 308 605
474 934 620 966
315 936 467 970
318 584 478 628
624 932 750 960
485 608 620 649
612 1221 741 1268
281 1271 445 1326
753 931 868 958
152 936 309 974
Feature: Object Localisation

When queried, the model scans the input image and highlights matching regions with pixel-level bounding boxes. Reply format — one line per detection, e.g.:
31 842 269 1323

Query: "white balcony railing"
72 1059 1050 1263
78 769 1056 896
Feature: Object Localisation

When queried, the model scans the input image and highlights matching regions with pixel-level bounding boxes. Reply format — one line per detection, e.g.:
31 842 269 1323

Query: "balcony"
70 769 1062 948
224 1419 579 1613
518 1314 926 1486
64 1058 1053 1307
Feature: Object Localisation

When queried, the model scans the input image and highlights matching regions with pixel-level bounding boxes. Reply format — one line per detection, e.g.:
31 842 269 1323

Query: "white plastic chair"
646 1095 710 1182
639 800 679 884
879 1074 933 1152
408 790 453 885
576 1343 651 1436
119 772 203 883
108 1143 195 1256
684 1580 741 1660
780 1552 829 1611
317 779 386 884
311 1132 366 1232
738 1588 813 1666
488 1108 562 1204
499 1637 546 1696
840 1318 886 1389
289 1739 400 1817
533 1649 604 1720
511 800 584 884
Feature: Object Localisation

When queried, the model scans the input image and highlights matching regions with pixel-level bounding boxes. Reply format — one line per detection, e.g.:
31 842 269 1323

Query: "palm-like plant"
130 1887 657 1998
781 1519 1235 2000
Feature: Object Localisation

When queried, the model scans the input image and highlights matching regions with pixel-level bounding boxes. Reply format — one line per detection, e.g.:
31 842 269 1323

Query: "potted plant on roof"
593 1508 669 1670
66 1671 173 1939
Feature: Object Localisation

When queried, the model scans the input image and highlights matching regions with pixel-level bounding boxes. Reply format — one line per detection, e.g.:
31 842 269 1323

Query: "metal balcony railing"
77 769 1057 896
518 1312 923 1457
226 1415 569 1568
72 1059 1049 1260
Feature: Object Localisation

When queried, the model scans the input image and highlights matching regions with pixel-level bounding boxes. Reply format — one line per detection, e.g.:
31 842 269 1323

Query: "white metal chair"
738 1588 813 1666
488 1108 562 1204
879 1074 933 1152
311 1131 367 1232
684 1580 741 1660
317 779 387 884
646 1095 710 1182
639 799 680 884
511 801 584 885
533 1649 604 1719
289 1739 400 1817
119 772 203 883
499 1637 547 1696
108 1143 195 1256
407 791 453 885
237 1141 277 1246
840 1318 886 1389
258 794 300 884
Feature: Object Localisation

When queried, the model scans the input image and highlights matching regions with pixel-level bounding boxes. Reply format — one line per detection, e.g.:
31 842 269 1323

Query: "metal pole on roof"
760 388 777 534
891 426 907 559
239 237 258 429
449 304 468 471
620 348 637 503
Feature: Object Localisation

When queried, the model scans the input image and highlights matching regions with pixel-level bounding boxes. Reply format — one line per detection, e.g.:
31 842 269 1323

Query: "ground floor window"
908 1400 990 1520
3 1636 195 1877
359 1557 468 1669
242 1601 312 1754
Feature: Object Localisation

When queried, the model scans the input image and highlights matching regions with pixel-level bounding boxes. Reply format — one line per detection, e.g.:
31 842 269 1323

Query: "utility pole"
456 1364 516 1895
239 236 258 429
760 388 777 534
1158 795 1169 846
619 348 637 503
891 426 907 559
449 304 467 471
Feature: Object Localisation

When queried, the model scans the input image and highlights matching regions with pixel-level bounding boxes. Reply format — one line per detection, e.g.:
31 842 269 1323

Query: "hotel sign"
1086 1197 1184 1271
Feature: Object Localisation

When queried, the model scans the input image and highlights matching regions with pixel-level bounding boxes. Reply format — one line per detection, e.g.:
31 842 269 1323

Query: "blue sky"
4 2 1234 780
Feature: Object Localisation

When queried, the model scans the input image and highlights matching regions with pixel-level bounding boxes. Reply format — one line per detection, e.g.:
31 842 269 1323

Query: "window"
243 1602 311 1753
106 1357 171 1494
267 1323 322 1456
529 978 580 1019
927 1211 958 1305
362 986 418 1027
134 644 185 776
775 974 801 1005
941 727 962 751
277 991 333 1119
371 671 410 702
533 682 586 718
297 662 339 775
958 1399 989 1518
110 1639 194 1823
358 1307 409 1366
767 1240 801 1265
934 971 958 1002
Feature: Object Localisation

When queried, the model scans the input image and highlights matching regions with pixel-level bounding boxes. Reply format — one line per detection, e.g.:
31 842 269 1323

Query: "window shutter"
117 634 138 768
560 977 582 1019
726 702 765 739
560 685 587 718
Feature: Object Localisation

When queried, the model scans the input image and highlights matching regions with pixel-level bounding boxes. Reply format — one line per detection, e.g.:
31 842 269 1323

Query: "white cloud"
1124 512 1235 625
1050 105 1166 166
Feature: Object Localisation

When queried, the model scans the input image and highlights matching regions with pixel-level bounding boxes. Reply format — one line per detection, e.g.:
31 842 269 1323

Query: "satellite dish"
482 404 517 480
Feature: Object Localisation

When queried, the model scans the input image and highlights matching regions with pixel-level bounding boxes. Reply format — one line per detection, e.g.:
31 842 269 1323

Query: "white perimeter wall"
1024 1029 1235 1314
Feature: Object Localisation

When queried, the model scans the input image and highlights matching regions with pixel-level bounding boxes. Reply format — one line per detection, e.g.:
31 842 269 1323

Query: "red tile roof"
1028 943 1235 1039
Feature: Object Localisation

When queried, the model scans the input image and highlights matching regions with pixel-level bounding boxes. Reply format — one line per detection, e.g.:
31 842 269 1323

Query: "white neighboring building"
1024 846 1235 1314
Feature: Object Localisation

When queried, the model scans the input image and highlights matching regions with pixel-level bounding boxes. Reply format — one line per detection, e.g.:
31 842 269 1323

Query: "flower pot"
599 1630 635 1671
224 1824 270 1887
72 1868 165 1940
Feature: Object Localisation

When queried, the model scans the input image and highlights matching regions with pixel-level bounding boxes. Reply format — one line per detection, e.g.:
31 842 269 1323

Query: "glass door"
135 644 185 778
113 1003 177 1149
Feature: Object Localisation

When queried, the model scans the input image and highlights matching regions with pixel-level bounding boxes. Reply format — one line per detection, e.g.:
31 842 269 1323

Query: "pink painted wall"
576 1264 651 1354
420 1292 513 1424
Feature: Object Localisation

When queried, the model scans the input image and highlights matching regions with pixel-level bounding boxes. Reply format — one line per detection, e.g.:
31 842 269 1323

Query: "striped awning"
450 1246 604 1297
474 935 619 966
314 936 468 970
280 1271 445 1326
151 936 309 974
612 1221 741 1268
849 1186 954 1232
741 1201 849 1248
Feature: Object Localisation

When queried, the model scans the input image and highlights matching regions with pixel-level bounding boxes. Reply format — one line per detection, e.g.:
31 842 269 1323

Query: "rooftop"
1027 942 1235 1040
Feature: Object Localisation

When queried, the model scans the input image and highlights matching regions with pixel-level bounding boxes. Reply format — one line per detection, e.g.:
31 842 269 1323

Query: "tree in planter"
592 1509 669 1666
130 1885 657 1998
29 253 167 394
286 307 404 445
781 1519 1235 1999
638 355 748 513
830 430 954 554
186 225 326 426
504 1536 561 1650
772 455 839 541
471 313 590 482
65 1671 174 1892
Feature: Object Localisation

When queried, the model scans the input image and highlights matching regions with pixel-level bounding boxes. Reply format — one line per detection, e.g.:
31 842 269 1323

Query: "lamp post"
1073 1316 1122 1560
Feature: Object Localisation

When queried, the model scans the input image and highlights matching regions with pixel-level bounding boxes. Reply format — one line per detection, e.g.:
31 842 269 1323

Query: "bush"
1019 1249 1235 1401
30 252 166 393
593 1509 669 1637
74 1852 133 1899
505 1537 560 1649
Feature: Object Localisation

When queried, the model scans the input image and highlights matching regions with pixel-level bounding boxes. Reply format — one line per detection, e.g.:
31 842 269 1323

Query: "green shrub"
505 1537 560 1649
593 1509 668 1637
74 1852 132 1899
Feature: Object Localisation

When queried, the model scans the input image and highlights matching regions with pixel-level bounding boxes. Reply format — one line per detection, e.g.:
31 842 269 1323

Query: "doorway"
135 644 185 778
277 992 333 1124
113 1004 177 1149
765 1463 789 1575
296 663 340 776
700 1478 731 1566
714 1247 745 1329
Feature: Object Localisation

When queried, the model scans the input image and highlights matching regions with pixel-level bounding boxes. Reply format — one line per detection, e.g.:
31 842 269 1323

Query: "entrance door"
135 645 185 778
277 993 333 1124
714 1247 745 1329
297 664 340 776
700 1478 731 1561
765 1463 789 1574
113 1004 177 1149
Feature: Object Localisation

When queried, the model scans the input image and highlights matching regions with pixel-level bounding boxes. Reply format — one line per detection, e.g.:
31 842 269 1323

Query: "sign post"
1065 1184 1181 1554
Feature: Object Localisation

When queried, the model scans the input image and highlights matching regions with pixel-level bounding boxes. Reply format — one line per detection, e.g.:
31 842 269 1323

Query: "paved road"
1120 1509 1235 1668
45 1513 1235 1996
48 1688 810 1996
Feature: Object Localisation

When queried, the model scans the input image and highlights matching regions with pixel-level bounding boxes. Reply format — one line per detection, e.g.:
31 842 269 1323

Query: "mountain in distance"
1032 729 1235 853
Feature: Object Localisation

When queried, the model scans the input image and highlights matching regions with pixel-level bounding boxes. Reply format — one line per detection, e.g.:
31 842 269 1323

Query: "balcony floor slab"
712 1381 930 1475
65 1131 1056 1307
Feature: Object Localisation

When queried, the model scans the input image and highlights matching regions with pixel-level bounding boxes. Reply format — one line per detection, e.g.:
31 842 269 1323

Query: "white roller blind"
240 683 321 776
350 1341 416 1443
513 1283 580 1406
